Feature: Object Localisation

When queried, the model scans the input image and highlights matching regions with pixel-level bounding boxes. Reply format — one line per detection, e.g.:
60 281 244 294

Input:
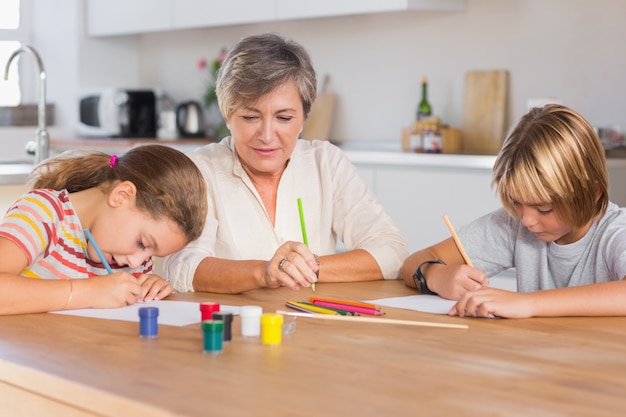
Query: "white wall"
137 0 626 143
3 0 625 149
0 0 143 160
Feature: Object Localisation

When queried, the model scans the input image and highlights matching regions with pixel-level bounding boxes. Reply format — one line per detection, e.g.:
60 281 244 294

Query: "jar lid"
138 307 159 318
240 305 262 317
199 302 220 313
212 311 233 323
202 319 224 332
261 313 284 325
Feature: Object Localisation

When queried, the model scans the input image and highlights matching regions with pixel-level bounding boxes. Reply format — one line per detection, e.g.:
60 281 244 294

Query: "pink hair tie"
109 154 118 168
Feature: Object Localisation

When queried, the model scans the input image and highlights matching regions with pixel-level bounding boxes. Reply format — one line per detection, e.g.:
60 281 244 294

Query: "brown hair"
216 32 317 121
29 144 208 243
493 104 608 227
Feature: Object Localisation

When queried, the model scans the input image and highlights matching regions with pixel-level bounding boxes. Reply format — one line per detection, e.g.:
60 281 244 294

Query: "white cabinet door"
87 0 173 36
356 164 500 252
0 185 28 215
275 0 465 20
172 0 274 29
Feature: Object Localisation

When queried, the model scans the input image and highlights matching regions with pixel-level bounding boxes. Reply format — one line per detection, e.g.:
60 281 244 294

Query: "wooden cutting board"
461 70 509 154
300 75 337 141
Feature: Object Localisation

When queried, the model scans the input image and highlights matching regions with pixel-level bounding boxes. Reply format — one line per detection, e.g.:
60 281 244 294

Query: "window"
0 0 25 106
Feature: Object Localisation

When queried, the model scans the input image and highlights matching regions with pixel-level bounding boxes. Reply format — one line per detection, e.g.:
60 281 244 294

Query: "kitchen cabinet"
344 149 626 252
86 0 466 37
172 0 274 30
275 0 466 21
0 185 28 215
86 0 173 36
351 159 500 252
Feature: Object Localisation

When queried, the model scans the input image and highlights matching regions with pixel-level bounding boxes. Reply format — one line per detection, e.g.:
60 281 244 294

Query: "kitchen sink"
0 163 34 185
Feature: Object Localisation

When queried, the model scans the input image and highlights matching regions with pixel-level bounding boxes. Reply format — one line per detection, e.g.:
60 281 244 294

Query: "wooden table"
1 280 625 416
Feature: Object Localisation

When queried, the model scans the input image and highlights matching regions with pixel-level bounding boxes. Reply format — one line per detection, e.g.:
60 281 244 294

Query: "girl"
0 144 207 315
401 104 626 318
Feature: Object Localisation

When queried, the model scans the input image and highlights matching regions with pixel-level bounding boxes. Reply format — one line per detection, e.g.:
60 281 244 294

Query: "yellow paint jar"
261 313 283 345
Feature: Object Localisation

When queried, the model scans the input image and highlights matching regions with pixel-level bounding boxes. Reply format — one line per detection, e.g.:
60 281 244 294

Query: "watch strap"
413 259 446 295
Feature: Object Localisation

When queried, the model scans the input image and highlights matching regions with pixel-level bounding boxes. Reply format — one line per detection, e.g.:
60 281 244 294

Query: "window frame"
1 0 33 106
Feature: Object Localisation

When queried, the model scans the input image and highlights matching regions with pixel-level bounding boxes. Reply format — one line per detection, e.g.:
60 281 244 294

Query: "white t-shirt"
164 138 408 292
457 203 626 292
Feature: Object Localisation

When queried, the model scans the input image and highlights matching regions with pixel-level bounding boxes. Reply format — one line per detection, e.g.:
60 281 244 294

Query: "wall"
0 0 142 160
138 0 626 144
3 0 625 150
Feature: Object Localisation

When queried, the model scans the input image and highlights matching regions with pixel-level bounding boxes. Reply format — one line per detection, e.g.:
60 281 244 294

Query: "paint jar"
212 311 233 342
240 305 262 337
202 320 224 354
261 313 283 345
282 315 297 335
199 302 220 321
138 307 159 338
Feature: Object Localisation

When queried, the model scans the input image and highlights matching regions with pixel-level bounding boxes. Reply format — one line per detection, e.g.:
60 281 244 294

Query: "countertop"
2 280 626 416
338 140 626 169
2 139 626 186
0 163 33 186
0 138 215 186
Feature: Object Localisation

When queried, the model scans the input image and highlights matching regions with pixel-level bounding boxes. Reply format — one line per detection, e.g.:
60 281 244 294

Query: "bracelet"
63 279 74 309
413 260 446 295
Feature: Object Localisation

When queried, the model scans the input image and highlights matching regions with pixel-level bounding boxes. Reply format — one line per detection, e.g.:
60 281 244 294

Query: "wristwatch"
413 260 446 295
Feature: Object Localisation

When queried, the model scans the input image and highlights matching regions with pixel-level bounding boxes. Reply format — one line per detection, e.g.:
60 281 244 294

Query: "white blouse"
164 137 408 292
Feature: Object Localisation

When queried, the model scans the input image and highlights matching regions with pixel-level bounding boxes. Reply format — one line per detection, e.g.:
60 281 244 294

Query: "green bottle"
416 76 432 120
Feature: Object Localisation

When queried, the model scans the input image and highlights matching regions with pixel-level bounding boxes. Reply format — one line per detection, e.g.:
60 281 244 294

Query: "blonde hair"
29 145 208 243
493 104 608 227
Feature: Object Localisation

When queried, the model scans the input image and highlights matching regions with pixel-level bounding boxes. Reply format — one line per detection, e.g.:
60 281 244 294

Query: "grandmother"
164 33 408 293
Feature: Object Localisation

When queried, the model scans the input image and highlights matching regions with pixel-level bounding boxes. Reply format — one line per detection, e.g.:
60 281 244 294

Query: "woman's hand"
449 287 535 319
136 274 174 301
264 241 319 291
428 264 490 300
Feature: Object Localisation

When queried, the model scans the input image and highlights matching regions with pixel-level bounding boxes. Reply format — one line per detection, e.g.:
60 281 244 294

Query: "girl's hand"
263 241 319 291
83 272 143 308
429 264 490 300
136 274 174 302
449 287 534 319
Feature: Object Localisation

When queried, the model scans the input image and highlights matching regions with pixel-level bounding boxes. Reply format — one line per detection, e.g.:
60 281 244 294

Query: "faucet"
4 44 49 165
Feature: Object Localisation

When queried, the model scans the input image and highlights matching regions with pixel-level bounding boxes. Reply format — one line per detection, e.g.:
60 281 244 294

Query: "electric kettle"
176 101 205 138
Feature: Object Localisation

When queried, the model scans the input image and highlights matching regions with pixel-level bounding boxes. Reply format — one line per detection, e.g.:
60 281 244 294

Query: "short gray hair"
216 33 317 121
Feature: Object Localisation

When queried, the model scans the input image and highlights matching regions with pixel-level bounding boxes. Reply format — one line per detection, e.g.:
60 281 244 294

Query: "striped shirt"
0 189 153 280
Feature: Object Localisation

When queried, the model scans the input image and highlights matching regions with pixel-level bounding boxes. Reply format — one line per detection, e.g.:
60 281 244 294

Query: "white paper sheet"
51 300 241 327
365 272 517 315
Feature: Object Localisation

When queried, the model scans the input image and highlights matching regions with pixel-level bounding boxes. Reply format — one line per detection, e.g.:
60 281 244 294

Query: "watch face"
413 272 423 292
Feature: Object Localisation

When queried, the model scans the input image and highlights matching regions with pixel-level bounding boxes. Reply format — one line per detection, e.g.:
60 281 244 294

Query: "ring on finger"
278 258 288 272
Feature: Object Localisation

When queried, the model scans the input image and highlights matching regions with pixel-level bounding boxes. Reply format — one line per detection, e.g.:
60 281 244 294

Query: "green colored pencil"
297 198 315 291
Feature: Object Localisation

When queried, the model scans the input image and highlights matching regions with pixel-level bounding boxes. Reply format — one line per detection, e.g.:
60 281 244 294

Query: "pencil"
276 310 468 329
298 301 357 316
309 296 382 311
84 229 113 274
312 300 382 316
297 197 316 292
286 301 339 315
443 215 474 267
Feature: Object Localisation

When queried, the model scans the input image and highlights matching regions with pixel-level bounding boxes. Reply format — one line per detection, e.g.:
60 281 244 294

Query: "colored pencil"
297 197 316 292
286 301 339 315
312 300 383 316
276 310 469 329
297 301 357 316
443 215 474 267
309 296 382 311
84 229 113 274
